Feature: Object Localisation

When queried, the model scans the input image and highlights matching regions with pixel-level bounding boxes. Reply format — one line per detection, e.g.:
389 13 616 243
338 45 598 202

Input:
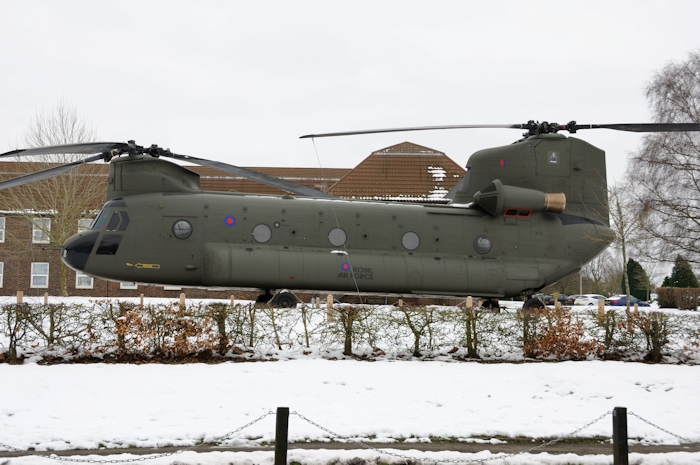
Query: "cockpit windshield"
90 208 109 229
89 199 130 231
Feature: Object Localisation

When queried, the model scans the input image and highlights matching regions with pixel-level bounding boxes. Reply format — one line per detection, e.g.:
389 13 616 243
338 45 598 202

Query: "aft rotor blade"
300 124 523 139
301 121 700 139
0 142 127 159
0 153 106 191
571 123 700 133
164 153 336 198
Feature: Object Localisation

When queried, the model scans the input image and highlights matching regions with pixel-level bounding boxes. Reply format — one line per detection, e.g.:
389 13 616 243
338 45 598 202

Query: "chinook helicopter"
1 121 699 309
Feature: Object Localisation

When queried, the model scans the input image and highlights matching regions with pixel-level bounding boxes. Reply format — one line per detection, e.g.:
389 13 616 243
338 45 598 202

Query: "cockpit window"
96 234 123 255
91 199 129 230
92 209 109 229
106 212 121 231
118 212 130 231
105 211 130 232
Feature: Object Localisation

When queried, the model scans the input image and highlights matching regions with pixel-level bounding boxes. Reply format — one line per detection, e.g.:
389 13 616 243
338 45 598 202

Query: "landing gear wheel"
481 298 500 311
255 291 273 304
270 291 297 308
522 297 545 311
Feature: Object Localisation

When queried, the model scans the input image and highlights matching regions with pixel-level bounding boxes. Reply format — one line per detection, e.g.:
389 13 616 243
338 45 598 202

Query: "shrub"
523 307 602 360
656 287 700 310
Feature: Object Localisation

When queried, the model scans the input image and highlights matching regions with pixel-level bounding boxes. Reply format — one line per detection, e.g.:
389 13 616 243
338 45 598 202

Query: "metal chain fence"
2 408 699 464
207 409 276 444
629 411 700 446
291 410 613 464
0 410 275 464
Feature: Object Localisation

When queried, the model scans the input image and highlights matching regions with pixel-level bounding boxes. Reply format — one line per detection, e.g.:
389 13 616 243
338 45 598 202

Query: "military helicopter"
1 120 698 309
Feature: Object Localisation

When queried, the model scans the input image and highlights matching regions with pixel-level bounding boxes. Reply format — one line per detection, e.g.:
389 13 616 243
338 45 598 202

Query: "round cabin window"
328 228 347 247
402 231 420 250
253 224 272 243
473 235 492 254
172 220 193 239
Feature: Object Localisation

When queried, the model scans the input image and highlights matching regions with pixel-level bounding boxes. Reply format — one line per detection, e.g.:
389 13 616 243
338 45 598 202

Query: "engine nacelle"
472 179 566 217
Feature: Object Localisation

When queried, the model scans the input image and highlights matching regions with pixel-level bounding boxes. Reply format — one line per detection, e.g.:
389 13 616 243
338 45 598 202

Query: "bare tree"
581 249 622 297
2 100 105 295
607 184 645 309
22 101 97 150
627 50 700 264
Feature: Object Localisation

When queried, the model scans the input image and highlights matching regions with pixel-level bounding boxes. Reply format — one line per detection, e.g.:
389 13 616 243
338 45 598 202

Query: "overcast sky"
1 1 699 182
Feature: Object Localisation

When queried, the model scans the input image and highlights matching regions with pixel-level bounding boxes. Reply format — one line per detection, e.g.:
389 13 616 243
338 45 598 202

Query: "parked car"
565 294 583 305
536 294 569 305
605 295 651 307
574 294 608 306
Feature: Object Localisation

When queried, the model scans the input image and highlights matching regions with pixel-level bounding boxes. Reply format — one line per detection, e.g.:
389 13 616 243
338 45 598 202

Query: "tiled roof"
328 142 465 202
0 162 349 196
1 143 465 202
189 166 350 195
0 161 109 176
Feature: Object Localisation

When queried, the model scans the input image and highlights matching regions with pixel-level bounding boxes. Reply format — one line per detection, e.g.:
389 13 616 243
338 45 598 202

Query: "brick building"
0 142 465 298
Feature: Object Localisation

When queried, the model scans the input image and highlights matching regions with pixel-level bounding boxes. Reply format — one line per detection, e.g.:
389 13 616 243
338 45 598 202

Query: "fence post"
327 294 333 322
44 292 49 305
275 407 289 465
612 407 628 465
466 296 473 310
16 290 23 304
179 293 186 308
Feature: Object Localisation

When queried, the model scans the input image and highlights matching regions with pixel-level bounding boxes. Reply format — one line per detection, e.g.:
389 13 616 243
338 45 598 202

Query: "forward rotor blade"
164 153 336 198
0 142 127 159
300 124 522 139
0 153 106 191
572 123 700 133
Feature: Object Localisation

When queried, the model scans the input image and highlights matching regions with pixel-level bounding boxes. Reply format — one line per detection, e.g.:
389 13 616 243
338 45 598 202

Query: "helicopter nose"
62 231 100 271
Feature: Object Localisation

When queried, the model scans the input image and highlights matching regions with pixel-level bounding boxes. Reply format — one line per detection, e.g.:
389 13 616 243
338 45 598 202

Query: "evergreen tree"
621 258 649 300
662 255 699 288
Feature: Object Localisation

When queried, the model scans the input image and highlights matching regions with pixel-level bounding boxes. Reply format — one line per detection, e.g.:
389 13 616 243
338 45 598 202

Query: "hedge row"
1 301 699 364
656 286 700 310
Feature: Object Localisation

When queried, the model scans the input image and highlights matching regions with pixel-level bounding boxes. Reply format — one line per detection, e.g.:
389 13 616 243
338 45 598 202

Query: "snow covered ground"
2 358 700 464
2 296 700 464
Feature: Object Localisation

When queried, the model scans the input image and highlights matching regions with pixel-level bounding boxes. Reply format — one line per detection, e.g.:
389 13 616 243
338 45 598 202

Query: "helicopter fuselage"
62 188 610 298
60 133 614 299
6 124 697 300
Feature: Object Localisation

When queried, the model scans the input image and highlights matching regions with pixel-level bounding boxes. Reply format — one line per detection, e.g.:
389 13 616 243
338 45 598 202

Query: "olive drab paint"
61 133 613 299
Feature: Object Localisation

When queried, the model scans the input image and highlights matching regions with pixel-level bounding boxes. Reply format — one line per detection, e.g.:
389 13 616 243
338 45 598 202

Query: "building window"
78 218 92 233
120 282 138 290
0 217 5 243
75 271 93 289
32 218 51 244
0 262 4 288
31 262 49 288
162 285 182 291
